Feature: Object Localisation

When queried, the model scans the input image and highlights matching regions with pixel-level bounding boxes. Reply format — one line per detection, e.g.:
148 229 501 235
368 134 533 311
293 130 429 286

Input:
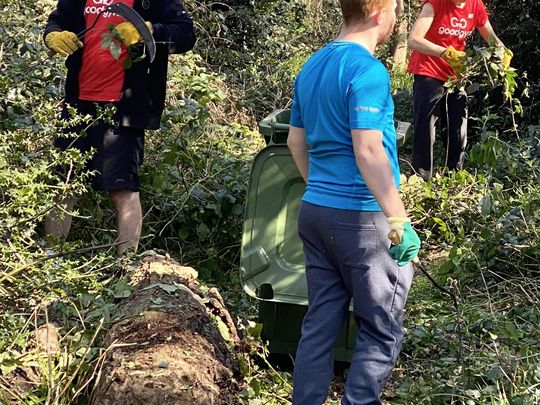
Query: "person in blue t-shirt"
287 0 421 404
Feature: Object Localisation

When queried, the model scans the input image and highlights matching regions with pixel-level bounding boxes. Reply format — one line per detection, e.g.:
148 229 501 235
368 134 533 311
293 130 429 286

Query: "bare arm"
477 20 504 47
352 130 407 218
287 125 309 182
407 2 446 57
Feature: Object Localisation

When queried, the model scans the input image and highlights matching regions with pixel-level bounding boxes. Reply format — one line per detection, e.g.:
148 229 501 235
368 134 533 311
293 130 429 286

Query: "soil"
91 255 242 405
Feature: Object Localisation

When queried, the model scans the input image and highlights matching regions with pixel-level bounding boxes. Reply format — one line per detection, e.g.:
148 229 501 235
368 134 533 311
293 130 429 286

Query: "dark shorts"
55 101 145 192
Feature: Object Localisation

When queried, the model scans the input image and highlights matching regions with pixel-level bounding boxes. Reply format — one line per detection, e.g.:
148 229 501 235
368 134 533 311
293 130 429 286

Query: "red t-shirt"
78 0 135 102
407 0 489 81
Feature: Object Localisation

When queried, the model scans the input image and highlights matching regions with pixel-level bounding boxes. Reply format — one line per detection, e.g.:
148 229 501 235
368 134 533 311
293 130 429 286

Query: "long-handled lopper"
388 229 466 384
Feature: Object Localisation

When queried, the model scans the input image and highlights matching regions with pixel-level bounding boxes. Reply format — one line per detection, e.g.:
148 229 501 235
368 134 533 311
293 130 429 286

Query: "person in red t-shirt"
43 0 195 255
407 0 510 180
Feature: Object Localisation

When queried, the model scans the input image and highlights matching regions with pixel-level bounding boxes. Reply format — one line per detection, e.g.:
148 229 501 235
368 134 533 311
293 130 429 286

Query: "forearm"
356 149 407 218
407 3 444 57
290 150 308 182
478 22 504 47
490 34 504 47
287 127 309 182
408 37 446 57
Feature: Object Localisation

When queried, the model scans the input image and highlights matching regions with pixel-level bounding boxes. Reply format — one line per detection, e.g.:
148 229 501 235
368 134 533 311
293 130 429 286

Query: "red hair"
340 0 394 24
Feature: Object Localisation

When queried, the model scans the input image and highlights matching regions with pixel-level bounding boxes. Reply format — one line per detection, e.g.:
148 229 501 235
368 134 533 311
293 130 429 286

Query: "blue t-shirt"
290 41 400 211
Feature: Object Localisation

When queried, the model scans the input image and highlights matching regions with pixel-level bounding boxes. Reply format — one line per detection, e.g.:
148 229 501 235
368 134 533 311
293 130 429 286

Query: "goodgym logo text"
438 16 473 39
85 0 117 18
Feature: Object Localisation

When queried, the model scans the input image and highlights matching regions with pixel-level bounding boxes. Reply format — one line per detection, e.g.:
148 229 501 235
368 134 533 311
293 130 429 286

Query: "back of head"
340 0 392 25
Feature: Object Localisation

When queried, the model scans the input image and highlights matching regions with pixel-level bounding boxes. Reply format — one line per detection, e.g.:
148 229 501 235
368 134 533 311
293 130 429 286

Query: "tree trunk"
392 0 409 67
90 254 242 405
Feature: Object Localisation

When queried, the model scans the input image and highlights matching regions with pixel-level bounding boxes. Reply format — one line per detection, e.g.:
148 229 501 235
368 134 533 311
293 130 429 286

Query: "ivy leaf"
100 32 113 49
109 41 122 61
1 362 18 376
196 223 210 241
249 378 261 396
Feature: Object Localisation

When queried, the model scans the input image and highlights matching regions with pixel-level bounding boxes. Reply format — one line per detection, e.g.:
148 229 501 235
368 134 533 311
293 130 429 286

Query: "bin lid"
258 109 291 145
240 144 308 305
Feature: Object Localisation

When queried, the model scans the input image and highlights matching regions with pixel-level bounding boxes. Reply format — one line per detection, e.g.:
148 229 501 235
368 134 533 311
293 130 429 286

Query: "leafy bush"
392 36 539 404
0 0 108 303
1 0 539 403
476 0 540 125
139 53 264 280
191 0 340 119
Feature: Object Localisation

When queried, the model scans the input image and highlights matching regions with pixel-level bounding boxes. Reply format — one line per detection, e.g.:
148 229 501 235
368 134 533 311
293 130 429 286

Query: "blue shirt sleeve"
290 76 304 128
347 63 390 131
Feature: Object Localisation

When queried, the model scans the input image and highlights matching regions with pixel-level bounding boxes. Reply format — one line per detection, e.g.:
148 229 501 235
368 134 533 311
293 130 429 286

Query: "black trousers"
411 75 467 180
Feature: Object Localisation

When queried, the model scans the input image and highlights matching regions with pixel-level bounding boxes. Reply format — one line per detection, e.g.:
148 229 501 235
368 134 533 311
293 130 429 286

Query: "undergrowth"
1 0 539 404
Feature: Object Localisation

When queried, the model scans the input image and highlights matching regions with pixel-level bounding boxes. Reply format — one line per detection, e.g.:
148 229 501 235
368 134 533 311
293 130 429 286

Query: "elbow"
287 132 303 153
407 36 418 50
286 135 296 151
355 149 376 167
355 143 387 168
155 21 196 54
175 28 196 53
184 32 196 52
185 25 196 50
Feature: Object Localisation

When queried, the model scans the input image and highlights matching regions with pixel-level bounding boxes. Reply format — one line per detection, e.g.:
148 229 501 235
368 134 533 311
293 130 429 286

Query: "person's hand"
387 217 421 267
502 47 513 69
441 45 467 76
45 31 83 56
115 21 153 47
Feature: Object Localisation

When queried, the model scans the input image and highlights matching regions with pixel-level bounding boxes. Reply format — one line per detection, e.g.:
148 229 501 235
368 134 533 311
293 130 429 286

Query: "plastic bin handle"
271 122 290 131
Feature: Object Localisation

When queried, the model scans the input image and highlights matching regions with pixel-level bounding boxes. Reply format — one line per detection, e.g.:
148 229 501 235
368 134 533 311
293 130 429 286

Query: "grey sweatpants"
292 202 414 405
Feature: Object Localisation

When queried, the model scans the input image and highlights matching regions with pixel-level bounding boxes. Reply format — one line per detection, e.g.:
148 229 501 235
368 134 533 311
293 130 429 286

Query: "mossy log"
90 254 242 405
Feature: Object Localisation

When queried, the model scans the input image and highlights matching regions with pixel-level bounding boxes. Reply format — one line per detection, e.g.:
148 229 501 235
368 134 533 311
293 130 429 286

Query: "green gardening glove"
387 217 421 267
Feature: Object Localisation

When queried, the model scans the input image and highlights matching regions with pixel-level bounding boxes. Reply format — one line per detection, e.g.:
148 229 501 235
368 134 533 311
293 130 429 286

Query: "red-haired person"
287 0 421 403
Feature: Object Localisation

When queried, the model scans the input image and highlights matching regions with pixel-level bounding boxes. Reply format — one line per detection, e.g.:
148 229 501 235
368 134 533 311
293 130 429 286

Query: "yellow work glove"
441 45 467 76
45 31 83 56
115 21 153 47
502 47 513 69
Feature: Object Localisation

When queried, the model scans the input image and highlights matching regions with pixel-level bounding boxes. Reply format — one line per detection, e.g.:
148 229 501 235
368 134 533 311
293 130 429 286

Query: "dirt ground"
91 255 242 405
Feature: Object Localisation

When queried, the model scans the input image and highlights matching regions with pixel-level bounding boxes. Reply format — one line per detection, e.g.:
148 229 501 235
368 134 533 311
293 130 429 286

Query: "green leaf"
249 377 261 396
466 82 481 94
196 223 210 241
247 321 263 338
0 362 17 376
465 389 481 399
479 195 492 216
122 57 132 70
110 42 122 60
100 32 112 49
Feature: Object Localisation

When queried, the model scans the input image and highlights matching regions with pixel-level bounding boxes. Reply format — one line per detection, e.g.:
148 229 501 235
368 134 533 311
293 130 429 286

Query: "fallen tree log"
90 254 242 405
